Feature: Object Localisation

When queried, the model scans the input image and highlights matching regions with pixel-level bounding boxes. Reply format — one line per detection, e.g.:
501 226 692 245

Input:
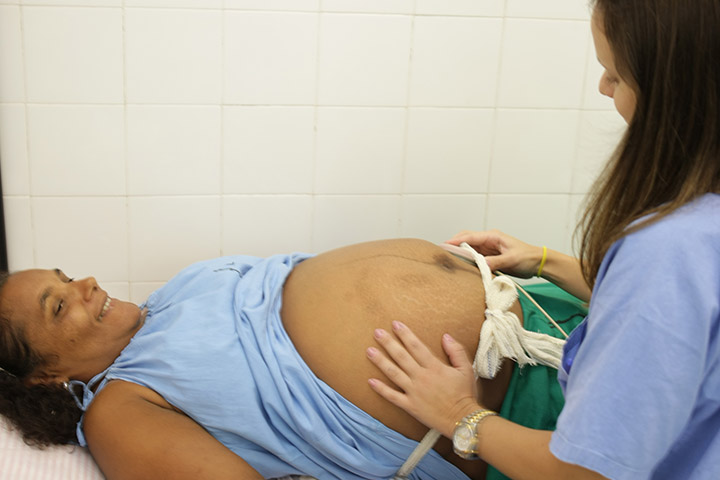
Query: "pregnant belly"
281 239 520 475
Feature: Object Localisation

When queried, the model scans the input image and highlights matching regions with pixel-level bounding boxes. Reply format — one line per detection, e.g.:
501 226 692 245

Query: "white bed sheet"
0 416 104 479
1 416 316 480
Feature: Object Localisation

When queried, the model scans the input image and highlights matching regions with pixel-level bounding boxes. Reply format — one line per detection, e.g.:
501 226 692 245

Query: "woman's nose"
76 277 99 302
598 72 614 98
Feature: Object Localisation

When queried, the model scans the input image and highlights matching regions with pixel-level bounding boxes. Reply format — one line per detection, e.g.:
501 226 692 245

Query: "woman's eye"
55 300 64 315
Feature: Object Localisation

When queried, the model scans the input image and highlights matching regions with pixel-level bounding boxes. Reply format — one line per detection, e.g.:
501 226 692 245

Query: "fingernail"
392 321 405 331
443 333 455 343
374 329 385 339
366 347 378 358
368 378 378 387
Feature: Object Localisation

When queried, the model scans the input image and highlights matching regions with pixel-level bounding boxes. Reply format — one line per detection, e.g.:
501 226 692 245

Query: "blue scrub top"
552 193 720 479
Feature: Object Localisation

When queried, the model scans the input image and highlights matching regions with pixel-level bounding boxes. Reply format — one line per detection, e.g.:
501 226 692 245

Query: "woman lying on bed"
0 238 583 480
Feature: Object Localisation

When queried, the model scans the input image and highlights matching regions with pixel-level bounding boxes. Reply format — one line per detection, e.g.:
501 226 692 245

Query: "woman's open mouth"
97 296 111 322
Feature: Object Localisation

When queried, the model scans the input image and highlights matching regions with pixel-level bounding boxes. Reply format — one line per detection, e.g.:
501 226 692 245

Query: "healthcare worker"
366 0 720 478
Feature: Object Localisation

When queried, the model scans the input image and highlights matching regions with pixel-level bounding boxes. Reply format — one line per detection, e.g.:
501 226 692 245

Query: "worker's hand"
446 229 544 278
367 322 481 439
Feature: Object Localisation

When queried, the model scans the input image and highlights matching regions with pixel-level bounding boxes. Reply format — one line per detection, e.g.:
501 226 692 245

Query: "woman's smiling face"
0 269 146 384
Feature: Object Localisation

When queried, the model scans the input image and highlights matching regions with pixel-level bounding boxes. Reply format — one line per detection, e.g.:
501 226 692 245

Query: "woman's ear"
24 369 69 388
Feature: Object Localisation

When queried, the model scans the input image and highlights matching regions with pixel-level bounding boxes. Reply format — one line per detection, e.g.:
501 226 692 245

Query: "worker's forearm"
538 249 591 302
476 417 605 480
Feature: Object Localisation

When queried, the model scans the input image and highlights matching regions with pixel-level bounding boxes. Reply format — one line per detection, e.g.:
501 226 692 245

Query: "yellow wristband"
536 246 548 277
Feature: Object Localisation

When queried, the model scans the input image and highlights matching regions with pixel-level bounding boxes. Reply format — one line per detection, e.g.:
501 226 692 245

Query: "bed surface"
1 416 318 479
0 416 104 479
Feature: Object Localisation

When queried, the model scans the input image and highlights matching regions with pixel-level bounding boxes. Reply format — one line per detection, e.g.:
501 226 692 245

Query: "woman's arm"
84 381 263 480
447 230 591 302
367 322 605 480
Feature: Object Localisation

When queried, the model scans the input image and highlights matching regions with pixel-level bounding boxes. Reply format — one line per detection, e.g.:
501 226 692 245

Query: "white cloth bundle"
458 243 565 379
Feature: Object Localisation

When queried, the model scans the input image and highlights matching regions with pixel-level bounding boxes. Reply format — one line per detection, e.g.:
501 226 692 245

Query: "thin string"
495 272 569 339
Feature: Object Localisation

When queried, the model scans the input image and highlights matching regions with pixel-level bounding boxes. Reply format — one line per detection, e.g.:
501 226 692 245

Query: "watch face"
455 423 475 451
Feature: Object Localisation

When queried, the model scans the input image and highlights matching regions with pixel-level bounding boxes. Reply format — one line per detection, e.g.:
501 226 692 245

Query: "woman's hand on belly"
367 321 482 439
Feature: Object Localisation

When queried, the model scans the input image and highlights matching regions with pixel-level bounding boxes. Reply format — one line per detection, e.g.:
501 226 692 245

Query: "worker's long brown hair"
579 0 720 289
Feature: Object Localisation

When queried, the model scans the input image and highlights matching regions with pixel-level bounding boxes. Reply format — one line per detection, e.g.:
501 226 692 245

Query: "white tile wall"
486 194 572 253
23 7 124 103
130 282 163 305
24 0 121 5
27 105 125 196
573 110 626 194
315 107 405 193
505 0 590 20
0 2 627 299
32 196 128 280
226 0 318 11
0 105 28 195
125 0 220 8
126 106 221 195
497 19 589 109
490 109 580 193
323 0 413 14
128 196 221 281
0 6 24 102
415 0 504 16
567 193 587 250
409 16 503 107
125 8 222 104
318 14 412 106
224 12 318 105
223 106 315 193
404 108 494 193
2 197 32 271
222 195 313 256
313 195 401 252
400 194 487 243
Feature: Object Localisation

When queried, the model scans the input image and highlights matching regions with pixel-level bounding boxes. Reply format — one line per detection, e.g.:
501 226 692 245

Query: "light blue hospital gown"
552 193 720 479
73 253 469 480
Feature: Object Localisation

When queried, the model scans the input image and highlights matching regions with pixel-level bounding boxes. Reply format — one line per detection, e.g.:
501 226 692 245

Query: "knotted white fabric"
459 242 565 379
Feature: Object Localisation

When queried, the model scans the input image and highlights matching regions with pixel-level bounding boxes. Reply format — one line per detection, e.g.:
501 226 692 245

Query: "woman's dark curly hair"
0 271 82 446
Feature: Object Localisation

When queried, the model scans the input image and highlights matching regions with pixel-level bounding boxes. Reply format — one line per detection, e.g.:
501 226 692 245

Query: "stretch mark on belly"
340 252 475 277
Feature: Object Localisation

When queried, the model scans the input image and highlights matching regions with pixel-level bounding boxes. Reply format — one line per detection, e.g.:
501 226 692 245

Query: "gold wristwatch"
452 409 498 460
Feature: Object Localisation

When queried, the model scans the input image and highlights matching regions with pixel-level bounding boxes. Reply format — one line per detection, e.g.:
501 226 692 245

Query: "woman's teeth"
98 296 111 321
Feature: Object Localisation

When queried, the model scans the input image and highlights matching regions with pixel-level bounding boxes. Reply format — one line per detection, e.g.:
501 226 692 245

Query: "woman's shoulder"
83 381 180 450
83 380 264 479
86 381 177 424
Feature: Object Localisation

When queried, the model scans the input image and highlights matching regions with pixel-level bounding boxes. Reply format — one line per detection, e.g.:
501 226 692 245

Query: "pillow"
0 416 104 479
1 417 319 480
